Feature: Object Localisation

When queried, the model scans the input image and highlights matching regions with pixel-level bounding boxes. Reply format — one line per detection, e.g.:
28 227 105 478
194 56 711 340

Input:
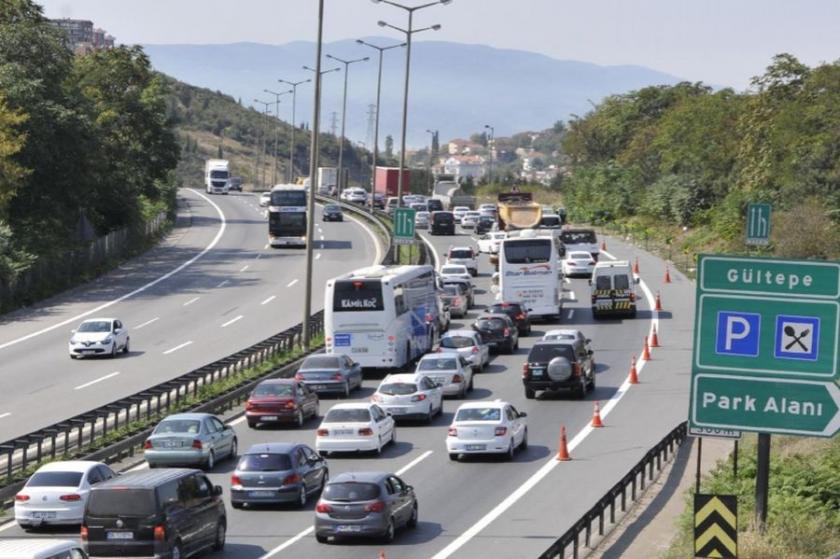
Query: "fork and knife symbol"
783 325 810 351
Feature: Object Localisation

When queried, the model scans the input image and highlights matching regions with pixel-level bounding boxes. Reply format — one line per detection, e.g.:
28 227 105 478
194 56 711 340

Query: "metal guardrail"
540 421 689 559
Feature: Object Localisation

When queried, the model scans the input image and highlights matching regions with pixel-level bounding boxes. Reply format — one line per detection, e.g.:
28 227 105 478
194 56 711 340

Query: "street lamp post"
357 39 406 212
253 99 272 190
484 124 495 185
278 78 312 182
325 54 369 196
264 88 293 186
303 64 342 195
426 128 437 196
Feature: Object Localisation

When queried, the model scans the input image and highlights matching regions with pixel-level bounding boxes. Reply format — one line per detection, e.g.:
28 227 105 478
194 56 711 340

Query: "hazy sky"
38 0 840 89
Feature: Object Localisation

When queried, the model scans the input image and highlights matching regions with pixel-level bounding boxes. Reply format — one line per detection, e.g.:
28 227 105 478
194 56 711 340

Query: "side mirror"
519 412 528 418
588 350 594 356
71 329 77 334
213 485 223 496
585 338 592 344
588 279 592 286
634 277 640 284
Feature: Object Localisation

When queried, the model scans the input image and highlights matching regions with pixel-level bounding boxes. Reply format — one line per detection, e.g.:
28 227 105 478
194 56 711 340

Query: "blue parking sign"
715 311 760 357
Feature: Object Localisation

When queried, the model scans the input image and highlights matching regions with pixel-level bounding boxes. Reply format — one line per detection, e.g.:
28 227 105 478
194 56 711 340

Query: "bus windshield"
504 240 552 264
333 280 384 312
271 190 307 207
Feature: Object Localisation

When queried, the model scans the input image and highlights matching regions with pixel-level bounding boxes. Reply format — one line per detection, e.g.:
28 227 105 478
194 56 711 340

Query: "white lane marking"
255 253 262 260
433 248 659 559
163 341 193 355
264 243 270 249
0 413 11 419
0 189 226 351
228 415 248 427
74 371 120 391
563 276 571 284
261 295 277 305
319 234 325 240
239 265 250 273
287 279 299 288
567 309 574 319
0 519 16 532
134 317 159 330
315 253 321 260
258 450 432 559
221 315 243 328
216 280 229 288
182 296 200 307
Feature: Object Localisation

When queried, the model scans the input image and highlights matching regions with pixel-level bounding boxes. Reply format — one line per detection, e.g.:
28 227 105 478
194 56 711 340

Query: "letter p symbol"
715 311 761 357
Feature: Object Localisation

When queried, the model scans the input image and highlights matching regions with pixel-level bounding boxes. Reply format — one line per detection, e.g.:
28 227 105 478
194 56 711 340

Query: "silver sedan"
144 413 238 470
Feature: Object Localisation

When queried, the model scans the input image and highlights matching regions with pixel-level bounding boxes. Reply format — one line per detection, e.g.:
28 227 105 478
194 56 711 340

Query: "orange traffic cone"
650 324 660 347
379 551 386 559
664 267 672 283
633 257 640 275
629 356 639 384
601 240 607 251
641 336 651 361
591 402 604 428
655 291 663 312
556 426 571 461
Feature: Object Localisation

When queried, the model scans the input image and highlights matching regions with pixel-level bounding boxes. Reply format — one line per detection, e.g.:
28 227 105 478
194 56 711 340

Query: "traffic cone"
650 324 660 347
556 426 571 461
591 402 604 428
633 257 640 275
664 266 672 283
655 291 663 312
601 240 607 251
641 336 651 361
379 551 386 559
628 356 639 384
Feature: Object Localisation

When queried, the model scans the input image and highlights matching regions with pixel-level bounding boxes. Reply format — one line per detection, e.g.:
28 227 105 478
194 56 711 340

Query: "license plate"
466 444 486 451
31 512 56 519
336 525 362 533
107 532 134 540
388 408 406 415
351 347 368 353
311 385 327 391
333 429 354 435
249 491 275 497
432 377 448 384
531 369 544 377
262 416 278 421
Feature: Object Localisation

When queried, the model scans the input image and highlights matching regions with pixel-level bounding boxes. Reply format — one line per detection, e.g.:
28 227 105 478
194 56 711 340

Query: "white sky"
38 0 840 89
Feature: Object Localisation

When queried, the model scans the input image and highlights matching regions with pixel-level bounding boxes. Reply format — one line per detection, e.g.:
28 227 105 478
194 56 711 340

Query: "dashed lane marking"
74 371 120 391
163 341 193 355
221 315 243 328
261 295 277 305
134 317 159 330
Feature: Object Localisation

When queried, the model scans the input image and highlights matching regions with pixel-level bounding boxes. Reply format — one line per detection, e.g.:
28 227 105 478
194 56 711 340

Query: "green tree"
0 93 28 217
384 134 394 159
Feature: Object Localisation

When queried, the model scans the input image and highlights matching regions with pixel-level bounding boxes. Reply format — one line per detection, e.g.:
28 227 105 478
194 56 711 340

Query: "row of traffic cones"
632 255 672 284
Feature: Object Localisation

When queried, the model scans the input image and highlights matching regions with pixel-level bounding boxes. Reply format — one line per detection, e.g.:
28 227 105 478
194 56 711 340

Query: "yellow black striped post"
694 494 737 558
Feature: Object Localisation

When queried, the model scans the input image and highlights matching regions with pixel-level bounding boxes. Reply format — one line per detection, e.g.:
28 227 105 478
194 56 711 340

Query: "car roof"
256 378 296 385
381 373 422 384
0 539 84 556
544 329 581 337
568 251 593 257
159 413 215 421
80 317 115 323
456 400 508 410
478 313 511 320
95 468 200 489
35 460 103 473
449 246 473 251
442 329 478 338
531 340 574 348
418 353 457 360
244 442 298 454
327 402 374 410
331 471 388 484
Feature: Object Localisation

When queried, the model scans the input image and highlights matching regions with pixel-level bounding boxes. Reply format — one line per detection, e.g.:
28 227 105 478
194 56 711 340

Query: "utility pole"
329 112 338 138
325 53 369 195
264 89 293 186
484 124 495 185
278 78 312 183
253 99 272 190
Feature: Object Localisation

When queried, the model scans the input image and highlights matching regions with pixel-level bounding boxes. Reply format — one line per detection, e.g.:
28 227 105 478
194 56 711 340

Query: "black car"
322 204 344 222
475 215 495 234
472 313 519 354
427 198 444 212
522 341 595 399
373 193 386 209
430 211 455 235
83 469 226 558
485 302 531 335
228 176 242 192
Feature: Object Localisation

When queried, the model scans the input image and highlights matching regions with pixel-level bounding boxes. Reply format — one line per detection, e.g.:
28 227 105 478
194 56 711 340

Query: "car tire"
232 501 243 509
521 428 528 450
425 406 434 424
123 338 130 354
343 382 350 398
248 420 258 429
69 354 77 360
316 534 329 544
408 503 418 529
171 541 183 559
506 440 516 461
318 450 329 458
375 436 383 456
205 450 216 471
382 518 396 543
229 438 238 460
588 370 596 391
110 343 117 358
295 410 305 428
576 377 587 400
505 342 514 355
525 387 536 399
468 375 474 392
390 427 397 445
213 519 226 551
448 453 459 461
297 485 307 509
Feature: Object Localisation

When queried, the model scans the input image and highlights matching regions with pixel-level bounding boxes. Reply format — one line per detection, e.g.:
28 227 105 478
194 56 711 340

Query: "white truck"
317 167 338 195
204 159 230 195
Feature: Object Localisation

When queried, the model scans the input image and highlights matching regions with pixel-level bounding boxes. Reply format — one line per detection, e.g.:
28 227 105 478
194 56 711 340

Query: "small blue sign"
715 311 760 357
774 315 820 361
334 334 351 347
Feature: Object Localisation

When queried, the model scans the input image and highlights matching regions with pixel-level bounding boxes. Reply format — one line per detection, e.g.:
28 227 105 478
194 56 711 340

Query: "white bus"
268 184 307 248
498 231 562 319
325 265 439 369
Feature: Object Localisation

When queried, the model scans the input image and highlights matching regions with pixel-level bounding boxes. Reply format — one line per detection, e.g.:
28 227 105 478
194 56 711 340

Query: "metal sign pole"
755 433 771 532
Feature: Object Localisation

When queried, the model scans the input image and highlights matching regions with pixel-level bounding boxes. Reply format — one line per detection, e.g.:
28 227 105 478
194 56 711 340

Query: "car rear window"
87 489 156 516
455 408 501 422
237 453 292 472
614 274 631 290
153 419 201 435
332 280 384 312
303 355 340 369
442 266 466 275
489 303 521 314
440 336 474 349
323 482 380 502
528 344 576 363
418 358 457 371
442 285 462 296
560 230 596 244
503 239 552 264
433 213 453 223
476 318 506 330
449 249 473 259
378 382 418 396
252 383 294 397
324 408 371 423
27 472 83 487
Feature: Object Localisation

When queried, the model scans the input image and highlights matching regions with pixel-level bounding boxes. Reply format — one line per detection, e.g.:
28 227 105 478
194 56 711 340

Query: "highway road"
0 190 381 442
0 225 695 558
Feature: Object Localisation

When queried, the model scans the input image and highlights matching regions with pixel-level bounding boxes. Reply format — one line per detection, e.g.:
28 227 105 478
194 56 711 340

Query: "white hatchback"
437 330 490 374
477 232 507 254
15 461 117 528
316 403 396 456
452 206 470 223
68 318 129 359
0 539 89 559
447 401 528 461
372 373 443 423
415 354 473 398
439 264 471 283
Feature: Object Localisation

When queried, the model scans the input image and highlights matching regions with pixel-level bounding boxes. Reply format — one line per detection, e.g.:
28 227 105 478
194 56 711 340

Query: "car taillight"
231 475 241 486
629 293 636 301
573 363 582 377
332 373 343 380
494 426 508 436
359 427 374 436
316 502 333 513
80 525 88 541
452 374 463 383
294 372 304 381
154 524 166 541
143 440 152 450
191 439 203 450
245 401 254 411
15 494 29 502
60 494 81 502
284 400 297 409
591 295 597 304
283 473 302 485
522 363 530 379
317 429 329 437
364 500 386 513
411 393 427 402
516 313 526 320
435 347 442 352
503 328 511 337
471 346 479 354
448 427 458 437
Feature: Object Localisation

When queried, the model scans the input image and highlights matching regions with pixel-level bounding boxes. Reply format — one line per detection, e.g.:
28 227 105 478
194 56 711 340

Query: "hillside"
144 39 683 146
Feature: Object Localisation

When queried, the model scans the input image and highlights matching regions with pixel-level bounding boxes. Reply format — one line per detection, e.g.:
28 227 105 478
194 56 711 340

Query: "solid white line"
163 341 193 355
0 413 11 420
74 371 120 391
183 296 200 307
0 189 227 351
216 280 229 288
315 253 321 260
261 295 277 305
258 450 432 559
239 265 250 273
432 245 659 559
0 519 16 532
134 317 159 330
221 315 243 328
567 309 574 319
287 279 299 288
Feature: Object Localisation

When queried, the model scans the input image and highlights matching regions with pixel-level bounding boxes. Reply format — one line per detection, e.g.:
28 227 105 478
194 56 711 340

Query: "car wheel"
229 438 238 460
390 427 397 445
232 501 243 509
320 470 329 494
213 519 226 551
408 503 418 529
297 485 307 508
382 518 396 543
318 450 329 458
506 440 516 461
521 428 528 450
375 436 383 456
171 541 183 559
123 338 130 354
343 382 350 398
316 533 329 544
468 375 474 392
110 343 117 358
588 370 596 391
295 410 305 428
576 377 587 399
505 342 514 355
525 387 536 399
425 405 434 424
248 420 258 429
69 354 77 360
448 453 459 461
205 450 216 471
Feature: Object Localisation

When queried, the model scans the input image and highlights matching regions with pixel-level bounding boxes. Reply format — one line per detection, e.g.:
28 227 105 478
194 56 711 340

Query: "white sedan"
259 192 271 207
68 318 129 359
477 232 507 254
452 206 470 223
439 264 472 283
461 211 481 229
437 330 490 374
15 461 117 528
447 401 528 461
415 354 473 398
316 403 395 456
372 373 443 423
562 250 596 277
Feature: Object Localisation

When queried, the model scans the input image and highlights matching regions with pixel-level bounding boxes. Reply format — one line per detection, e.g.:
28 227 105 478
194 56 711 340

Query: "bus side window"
395 294 407 315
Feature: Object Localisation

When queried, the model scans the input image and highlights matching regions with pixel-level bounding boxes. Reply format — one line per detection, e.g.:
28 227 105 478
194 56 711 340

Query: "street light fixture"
324 54 369 196
484 124 495 185
264 88 293 186
302 65 341 194
277 78 312 182
253 99 273 191
356 39 406 211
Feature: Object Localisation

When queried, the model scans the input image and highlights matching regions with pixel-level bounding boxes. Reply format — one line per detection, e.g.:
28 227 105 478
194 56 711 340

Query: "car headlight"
102 336 113 344
70 338 78 345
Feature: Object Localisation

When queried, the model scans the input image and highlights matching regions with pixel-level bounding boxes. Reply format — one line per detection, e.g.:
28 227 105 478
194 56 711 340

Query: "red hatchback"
245 379 319 429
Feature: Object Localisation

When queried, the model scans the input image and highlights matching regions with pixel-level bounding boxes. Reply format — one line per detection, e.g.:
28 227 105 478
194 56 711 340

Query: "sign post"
746 203 771 246
393 207 416 246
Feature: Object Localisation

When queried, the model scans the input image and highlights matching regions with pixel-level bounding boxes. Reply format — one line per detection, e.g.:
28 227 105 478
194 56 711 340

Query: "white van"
0 539 88 559
590 260 639 318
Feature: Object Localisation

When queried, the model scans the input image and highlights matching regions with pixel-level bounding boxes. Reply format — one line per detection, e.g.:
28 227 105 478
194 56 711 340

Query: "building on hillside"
50 18 115 53
443 155 487 181
447 139 485 156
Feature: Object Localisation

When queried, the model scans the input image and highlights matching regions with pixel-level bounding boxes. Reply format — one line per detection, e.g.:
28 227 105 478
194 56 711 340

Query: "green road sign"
690 254 840 437
692 374 840 436
746 203 771 246
393 207 416 245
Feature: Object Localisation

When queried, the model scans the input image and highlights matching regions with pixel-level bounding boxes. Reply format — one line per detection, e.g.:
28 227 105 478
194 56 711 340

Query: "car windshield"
449 250 473 259
433 213 453 222
252 383 294 398
270 190 307 207
302 355 340 369
503 239 552 264
27 471 83 487
476 318 506 330
442 266 466 275
528 344 576 363
323 482 380 502
88 489 155 517
153 419 201 435
456 407 501 422
378 382 418 396
440 336 474 349
324 408 371 423
418 358 457 370
78 321 111 333
442 285 462 296
237 453 292 472
545 332 576 341
490 304 520 314
560 230 596 244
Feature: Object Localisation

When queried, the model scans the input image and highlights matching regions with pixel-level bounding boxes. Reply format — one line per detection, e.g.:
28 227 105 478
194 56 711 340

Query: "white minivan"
590 260 639 318
0 539 88 559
